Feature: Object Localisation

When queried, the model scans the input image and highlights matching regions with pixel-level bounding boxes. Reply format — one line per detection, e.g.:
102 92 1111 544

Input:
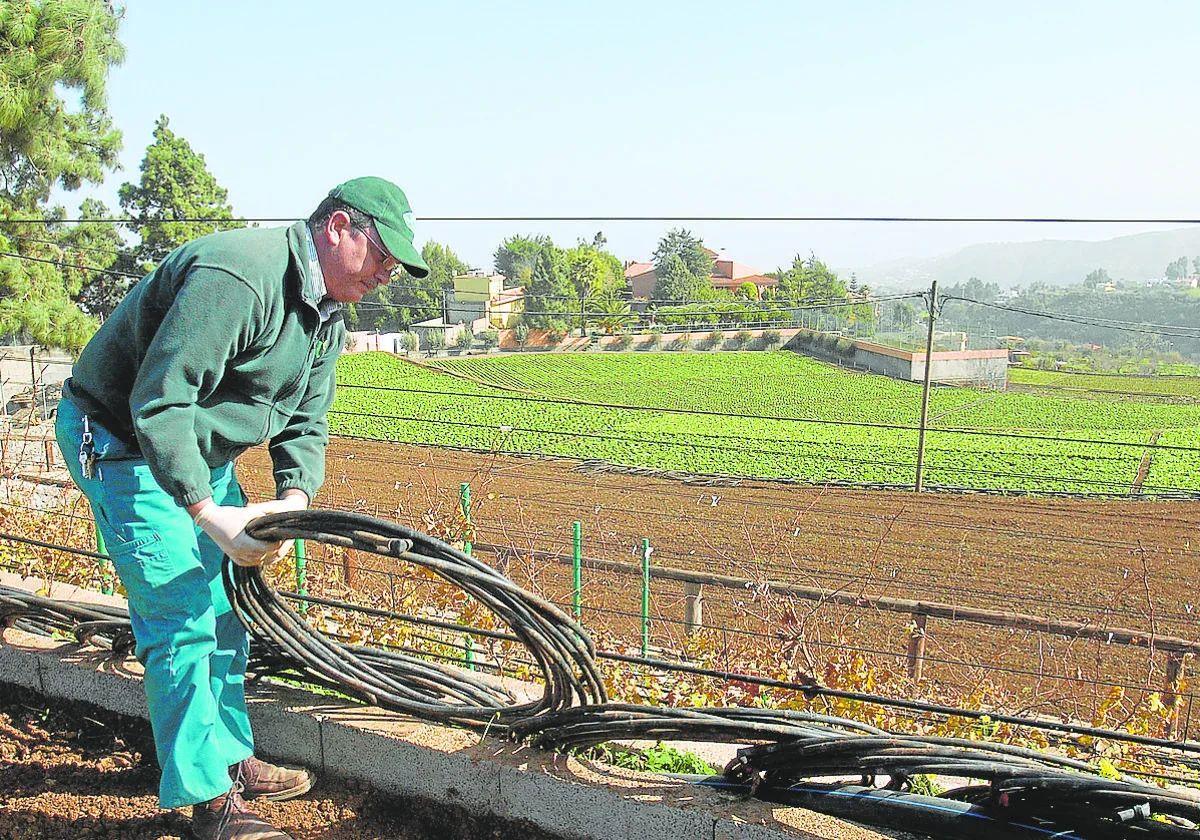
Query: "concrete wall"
914 354 1009 388
846 340 1009 388
0 572 898 840
0 347 73 388
446 298 486 327
852 346 913 380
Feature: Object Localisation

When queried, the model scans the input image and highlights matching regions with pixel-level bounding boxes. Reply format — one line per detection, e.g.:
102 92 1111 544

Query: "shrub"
612 333 634 351
734 329 754 349
478 328 500 350
546 319 570 343
702 330 723 350
426 331 445 351
669 333 692 351
834 337 855 357
762 329 782 348
514 323 530 347
453 328 475 352
644 329 664 349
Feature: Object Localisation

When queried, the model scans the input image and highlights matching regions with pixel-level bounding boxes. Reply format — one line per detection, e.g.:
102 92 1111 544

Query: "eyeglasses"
354 224 402 280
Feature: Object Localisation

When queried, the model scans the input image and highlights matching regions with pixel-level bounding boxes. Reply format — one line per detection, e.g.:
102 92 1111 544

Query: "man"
55 177 429 840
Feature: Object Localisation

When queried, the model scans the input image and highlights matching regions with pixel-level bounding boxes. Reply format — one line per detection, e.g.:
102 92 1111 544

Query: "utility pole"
914 280 938 493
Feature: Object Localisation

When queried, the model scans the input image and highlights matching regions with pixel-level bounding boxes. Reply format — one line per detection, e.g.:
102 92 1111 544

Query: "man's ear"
324 209 353 246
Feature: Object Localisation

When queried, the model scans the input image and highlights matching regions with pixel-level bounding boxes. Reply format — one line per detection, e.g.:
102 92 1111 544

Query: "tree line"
0 1 875 351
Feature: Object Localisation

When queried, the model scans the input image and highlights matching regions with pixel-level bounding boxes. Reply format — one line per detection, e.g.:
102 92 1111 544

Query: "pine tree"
119 114 241 269
0 0 125 349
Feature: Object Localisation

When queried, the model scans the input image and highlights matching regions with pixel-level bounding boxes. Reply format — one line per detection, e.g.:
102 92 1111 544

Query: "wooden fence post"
683 582 704 635
1165 651 1189 739
907 613 928 681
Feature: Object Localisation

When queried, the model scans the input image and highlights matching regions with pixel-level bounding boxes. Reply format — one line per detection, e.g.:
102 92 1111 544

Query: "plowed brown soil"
0 683 555 840
241 438 1200 726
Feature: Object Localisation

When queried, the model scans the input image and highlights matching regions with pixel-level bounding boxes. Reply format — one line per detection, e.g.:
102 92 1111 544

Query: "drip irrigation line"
223 543 1200 706
326 412 1188 493
332 383 1200 454
6 522 1197 742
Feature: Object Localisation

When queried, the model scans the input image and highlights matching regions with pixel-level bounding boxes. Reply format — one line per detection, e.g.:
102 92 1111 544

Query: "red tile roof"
624 261 654 279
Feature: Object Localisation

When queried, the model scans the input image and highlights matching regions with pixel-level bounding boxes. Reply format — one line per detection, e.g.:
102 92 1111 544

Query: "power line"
351 295 912 320
946 296 1200 339
6 214 1200 224
0 251 142 279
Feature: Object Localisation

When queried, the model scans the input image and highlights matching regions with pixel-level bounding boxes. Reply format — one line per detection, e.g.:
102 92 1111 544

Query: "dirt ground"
0 683 559 840
240 438 1200 723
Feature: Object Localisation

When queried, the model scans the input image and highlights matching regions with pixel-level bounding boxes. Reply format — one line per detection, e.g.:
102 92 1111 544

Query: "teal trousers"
55 397 254 808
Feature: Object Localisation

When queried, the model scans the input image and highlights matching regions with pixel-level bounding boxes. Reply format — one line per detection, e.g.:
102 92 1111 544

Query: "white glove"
193 500 284 567
252 490 309 563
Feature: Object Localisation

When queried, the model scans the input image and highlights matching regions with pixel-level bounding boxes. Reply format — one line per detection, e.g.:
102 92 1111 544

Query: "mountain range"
855 226 1200 291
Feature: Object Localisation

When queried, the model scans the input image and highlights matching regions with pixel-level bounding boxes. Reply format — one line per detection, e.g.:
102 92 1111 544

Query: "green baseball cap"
327 176 430 278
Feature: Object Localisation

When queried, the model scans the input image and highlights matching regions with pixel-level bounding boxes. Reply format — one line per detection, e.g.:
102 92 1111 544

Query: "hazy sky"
64 1 1200 276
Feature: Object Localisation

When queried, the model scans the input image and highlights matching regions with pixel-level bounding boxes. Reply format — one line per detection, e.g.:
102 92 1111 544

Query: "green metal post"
572 520 582 619
94 523 113 595
295 539 307 614
460 482 472 556
464 633 475 671
641 538 651 657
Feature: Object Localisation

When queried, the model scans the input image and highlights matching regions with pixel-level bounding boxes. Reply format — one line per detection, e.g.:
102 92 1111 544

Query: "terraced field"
331 352 1200 494
1009 368 1200 402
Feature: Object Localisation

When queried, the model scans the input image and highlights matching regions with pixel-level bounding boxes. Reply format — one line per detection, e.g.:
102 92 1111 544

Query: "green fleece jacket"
64 221 346 507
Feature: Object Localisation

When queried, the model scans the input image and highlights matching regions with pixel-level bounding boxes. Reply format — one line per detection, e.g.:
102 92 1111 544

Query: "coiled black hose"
236 509 606 728
0 584 135 657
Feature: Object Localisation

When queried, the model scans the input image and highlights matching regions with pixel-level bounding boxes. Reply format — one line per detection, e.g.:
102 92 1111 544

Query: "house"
623 249 778 300
445 272 526 329
623 261 656 299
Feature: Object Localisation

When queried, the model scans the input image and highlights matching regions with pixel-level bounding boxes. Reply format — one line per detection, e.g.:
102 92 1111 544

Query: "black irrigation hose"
0 585 135 657
5 509 1200 838
236 509 606 728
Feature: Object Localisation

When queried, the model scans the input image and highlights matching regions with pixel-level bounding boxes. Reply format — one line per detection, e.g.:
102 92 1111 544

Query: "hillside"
858 226 1200 289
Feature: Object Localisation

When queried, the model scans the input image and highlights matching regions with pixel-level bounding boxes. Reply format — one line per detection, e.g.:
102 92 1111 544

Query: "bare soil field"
241 437 1200 726
0 682 556 840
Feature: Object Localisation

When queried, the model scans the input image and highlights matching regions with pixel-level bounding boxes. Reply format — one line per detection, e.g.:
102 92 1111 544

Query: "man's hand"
254 490 309 562
191 500 281 566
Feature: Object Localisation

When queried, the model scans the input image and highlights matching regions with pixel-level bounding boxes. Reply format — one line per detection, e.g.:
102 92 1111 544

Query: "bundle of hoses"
0 584 135 657
3 508 1200 838
236 509 606 727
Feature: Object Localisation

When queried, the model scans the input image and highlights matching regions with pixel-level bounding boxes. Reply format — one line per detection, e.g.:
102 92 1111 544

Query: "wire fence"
2 338 1199 745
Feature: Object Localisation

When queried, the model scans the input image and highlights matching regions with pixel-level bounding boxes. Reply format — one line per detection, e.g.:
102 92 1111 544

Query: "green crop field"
1008 368 1200 402
331 352 1200 495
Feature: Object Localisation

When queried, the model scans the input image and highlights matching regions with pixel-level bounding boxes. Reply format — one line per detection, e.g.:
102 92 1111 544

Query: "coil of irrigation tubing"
3 507 1199 839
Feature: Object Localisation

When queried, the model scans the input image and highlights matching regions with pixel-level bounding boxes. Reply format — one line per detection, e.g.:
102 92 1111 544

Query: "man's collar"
299 222 343 323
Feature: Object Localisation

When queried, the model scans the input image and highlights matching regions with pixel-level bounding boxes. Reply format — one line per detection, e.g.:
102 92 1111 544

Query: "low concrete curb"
0 577 905 840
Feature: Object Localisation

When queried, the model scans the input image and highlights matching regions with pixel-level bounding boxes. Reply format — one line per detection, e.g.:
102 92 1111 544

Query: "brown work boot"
190 780 292 839
230 755 315 802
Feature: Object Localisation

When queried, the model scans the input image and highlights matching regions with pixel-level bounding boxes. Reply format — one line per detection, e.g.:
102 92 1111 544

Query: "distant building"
624 249 778 300
445 272 525 330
